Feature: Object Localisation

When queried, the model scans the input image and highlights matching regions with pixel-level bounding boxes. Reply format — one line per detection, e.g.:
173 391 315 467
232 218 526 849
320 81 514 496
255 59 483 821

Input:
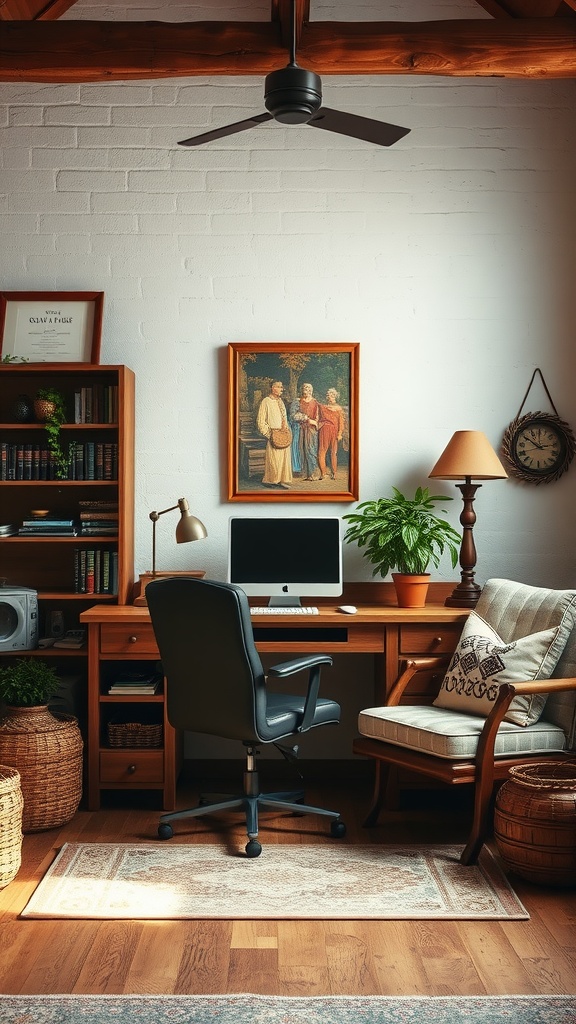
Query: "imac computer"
228 516 343 607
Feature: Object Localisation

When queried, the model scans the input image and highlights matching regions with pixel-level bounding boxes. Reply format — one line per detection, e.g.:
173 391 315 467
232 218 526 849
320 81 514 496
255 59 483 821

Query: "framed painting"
228 341 359 502
0 291 104 364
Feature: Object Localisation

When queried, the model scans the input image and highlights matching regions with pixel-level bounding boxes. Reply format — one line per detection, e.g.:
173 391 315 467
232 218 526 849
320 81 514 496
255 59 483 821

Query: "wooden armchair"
353 578 576 865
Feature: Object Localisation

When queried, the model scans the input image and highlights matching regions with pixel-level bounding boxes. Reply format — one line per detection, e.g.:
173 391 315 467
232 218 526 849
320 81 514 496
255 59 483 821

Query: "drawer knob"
433 636 443 646
128 764 137 774
128 635 138 644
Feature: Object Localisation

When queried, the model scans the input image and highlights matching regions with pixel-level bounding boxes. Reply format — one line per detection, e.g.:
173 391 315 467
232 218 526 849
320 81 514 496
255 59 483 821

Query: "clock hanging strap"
515 367 559 419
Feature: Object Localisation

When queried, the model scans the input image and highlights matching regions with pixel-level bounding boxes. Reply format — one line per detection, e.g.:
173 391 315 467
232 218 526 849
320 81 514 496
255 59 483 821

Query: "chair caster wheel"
245 839 262 858
330 819 346 838
158 823 174 840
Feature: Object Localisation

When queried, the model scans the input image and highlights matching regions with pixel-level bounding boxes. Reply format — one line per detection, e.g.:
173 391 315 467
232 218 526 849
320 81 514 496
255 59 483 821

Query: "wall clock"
501 411 575 484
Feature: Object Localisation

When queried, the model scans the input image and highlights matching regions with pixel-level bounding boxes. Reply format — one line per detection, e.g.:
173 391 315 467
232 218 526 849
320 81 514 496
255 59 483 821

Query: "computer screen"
228 516 343 606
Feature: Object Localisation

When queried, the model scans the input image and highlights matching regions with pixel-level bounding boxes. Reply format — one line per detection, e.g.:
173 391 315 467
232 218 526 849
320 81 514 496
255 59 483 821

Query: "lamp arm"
149 504 180 523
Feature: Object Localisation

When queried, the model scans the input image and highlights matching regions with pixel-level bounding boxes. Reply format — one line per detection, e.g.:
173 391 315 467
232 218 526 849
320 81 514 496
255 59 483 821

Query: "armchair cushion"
432 611 560 726
358 705 567 760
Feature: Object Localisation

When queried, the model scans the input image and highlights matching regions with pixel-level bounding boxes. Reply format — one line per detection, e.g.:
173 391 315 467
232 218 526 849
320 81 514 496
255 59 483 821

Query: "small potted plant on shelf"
34 386 69 479
343 486 461 607
0 659 83 832
0 657 60 708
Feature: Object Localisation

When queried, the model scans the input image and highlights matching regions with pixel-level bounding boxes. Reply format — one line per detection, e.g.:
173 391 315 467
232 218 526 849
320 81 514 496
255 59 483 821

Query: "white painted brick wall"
1 1 575 594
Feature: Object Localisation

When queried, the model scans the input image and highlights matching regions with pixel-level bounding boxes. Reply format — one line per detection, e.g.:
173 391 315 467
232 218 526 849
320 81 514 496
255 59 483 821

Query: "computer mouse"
337 605 357 614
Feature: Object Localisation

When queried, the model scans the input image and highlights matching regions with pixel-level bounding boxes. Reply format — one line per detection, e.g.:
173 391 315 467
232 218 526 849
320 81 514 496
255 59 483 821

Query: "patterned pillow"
433 611 560 726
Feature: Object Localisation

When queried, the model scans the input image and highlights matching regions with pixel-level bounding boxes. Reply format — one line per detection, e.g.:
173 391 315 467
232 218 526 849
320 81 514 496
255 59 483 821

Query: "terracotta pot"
391 573 431 608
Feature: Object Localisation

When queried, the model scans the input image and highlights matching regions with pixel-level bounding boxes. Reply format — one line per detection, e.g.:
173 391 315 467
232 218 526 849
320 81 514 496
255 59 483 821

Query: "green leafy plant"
2 354 29 363
35 387 69 479
343 486 461 578
0 658 60 707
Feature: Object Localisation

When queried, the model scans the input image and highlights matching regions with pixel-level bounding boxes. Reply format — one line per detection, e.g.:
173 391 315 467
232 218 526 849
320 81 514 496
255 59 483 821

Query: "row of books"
74 385 119 424
0 442 118 481
69 442 118 481
74 548 118 594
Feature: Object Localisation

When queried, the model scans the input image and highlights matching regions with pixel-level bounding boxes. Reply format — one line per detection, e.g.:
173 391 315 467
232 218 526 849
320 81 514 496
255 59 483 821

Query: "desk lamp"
429 431 507 608
149 497 207 578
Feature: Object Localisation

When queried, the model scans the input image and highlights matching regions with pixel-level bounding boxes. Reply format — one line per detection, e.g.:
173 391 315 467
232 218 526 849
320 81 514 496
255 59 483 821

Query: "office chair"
146 576 346 857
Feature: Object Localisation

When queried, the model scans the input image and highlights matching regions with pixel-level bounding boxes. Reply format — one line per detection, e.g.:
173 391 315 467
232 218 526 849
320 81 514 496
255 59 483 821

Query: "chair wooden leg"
363 761 385 826
460 777 494 865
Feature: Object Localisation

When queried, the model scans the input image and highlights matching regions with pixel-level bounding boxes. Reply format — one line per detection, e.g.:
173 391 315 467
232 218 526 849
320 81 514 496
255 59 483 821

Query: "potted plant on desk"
0 659 83 832
343 486 461 608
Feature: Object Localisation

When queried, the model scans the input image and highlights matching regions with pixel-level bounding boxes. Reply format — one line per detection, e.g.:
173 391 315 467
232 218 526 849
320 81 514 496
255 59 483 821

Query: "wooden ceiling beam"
1 19 575 83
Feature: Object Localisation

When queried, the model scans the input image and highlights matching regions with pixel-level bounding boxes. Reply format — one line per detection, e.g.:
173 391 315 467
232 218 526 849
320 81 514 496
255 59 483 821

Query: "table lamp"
149 497 207 578
429 430 507 608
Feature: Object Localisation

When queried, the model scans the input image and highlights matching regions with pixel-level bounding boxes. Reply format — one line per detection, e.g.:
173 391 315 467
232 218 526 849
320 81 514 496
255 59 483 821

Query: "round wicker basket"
495 761 576 888
0 765 23 888
0 706 83 833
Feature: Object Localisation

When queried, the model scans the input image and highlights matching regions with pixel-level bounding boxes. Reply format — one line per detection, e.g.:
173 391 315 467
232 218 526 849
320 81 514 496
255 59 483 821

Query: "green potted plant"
343 486 461 607
34 387 69 479
0 657 60 708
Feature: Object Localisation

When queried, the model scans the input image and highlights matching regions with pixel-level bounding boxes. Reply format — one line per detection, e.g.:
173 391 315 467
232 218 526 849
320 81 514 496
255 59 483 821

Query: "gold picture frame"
0 291 104 364
228 341 359 502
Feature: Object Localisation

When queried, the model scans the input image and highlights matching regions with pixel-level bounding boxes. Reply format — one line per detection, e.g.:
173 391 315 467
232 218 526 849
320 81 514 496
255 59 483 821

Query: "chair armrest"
498 676 576 696
387 656 450 706
268 654 333 677
268 655 334 734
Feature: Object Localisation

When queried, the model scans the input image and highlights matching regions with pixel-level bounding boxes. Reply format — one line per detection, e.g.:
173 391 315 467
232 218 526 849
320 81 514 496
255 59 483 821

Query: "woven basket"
0 706 83 833
0 766 23 889
495 761 576 887
107 721 163 748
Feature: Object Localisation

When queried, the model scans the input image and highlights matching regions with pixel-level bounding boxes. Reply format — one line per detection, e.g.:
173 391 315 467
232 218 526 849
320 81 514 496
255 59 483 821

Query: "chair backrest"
145 577 267 743
476 578 576 748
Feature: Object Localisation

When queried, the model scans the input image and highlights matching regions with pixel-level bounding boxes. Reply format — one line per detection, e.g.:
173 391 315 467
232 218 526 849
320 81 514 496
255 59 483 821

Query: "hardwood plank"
1 781 575 996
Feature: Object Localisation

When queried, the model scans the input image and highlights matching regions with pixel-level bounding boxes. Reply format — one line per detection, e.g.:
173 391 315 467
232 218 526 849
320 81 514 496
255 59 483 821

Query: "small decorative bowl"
30 510 50 518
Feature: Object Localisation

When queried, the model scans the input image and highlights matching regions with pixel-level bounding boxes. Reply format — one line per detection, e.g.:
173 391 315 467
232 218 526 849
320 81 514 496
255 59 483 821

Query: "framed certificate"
0 291 104 363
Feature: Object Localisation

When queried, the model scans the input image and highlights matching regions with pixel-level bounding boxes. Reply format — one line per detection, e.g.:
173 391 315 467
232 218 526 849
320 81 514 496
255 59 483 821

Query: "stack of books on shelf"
79 500 119 536
108 672 161 695
18 517 77 536
0 524 17 537
74 548 118 594
74 384 119 424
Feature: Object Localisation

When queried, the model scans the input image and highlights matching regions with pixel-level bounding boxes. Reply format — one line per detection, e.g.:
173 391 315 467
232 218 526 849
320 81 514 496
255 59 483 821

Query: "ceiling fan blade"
308 108 410 148
179 113 273 147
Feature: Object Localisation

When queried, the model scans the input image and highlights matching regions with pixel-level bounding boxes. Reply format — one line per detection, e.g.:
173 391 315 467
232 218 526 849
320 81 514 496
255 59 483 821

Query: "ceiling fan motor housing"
264 65 322 124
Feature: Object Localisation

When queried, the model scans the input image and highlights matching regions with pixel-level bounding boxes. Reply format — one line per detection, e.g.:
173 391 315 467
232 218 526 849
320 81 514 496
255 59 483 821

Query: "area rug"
1 995 575 1024
20 842 528 920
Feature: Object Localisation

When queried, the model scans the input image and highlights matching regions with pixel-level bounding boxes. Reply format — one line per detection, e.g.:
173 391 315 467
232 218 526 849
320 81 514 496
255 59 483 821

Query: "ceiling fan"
178 3 410 149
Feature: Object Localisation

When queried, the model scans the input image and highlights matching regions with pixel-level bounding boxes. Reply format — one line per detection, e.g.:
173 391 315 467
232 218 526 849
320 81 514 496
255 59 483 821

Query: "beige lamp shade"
429 430 508 481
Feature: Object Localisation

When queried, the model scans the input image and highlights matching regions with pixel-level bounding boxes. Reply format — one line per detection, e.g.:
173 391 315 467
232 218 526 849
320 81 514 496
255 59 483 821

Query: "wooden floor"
1 775 575 997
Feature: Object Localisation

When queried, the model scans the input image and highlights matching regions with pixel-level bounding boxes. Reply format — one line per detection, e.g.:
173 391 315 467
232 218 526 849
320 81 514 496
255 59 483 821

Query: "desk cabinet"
81 587 467 810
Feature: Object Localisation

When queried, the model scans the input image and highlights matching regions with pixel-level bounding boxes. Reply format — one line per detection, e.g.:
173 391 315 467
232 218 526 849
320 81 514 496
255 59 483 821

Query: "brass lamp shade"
429 430 508 481
429 431 507 609
174 497 208 544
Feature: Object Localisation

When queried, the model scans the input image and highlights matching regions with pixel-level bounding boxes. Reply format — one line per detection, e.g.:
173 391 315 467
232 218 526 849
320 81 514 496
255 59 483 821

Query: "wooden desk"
81 583 468 811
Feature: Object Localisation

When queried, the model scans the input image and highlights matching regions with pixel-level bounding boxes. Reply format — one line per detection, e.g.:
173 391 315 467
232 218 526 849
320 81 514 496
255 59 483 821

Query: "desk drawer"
101 623 159 655
100 750 164 783
399 624 461 654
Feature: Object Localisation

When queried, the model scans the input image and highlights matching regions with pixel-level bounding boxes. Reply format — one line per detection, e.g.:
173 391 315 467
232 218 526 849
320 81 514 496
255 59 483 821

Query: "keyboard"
250 606 319 615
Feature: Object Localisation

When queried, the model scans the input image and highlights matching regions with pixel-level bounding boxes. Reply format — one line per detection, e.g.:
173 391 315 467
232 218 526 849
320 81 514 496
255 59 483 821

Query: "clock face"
513 420 565 476
501 412 576 485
